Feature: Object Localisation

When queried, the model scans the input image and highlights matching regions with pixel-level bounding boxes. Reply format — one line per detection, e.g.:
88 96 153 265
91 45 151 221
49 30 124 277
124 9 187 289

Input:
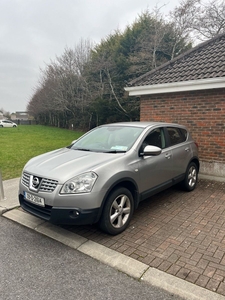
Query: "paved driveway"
63 179 225 296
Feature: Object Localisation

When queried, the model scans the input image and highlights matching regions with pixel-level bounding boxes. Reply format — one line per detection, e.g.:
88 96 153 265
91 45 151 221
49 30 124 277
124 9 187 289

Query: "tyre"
182 162 198 191
99 187 134 235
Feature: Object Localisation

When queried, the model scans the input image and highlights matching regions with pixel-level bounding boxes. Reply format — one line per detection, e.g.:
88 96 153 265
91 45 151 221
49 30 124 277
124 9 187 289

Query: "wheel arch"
189 157 200 172
96 178 140 222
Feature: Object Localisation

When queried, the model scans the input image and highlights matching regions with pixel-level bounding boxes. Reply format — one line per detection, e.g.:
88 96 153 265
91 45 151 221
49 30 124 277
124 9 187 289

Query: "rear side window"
180 128 188 139
167 127 187 146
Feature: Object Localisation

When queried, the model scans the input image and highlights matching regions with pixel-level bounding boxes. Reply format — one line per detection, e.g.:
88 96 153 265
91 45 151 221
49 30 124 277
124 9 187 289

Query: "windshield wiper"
104 150 126 153
74 148 91 152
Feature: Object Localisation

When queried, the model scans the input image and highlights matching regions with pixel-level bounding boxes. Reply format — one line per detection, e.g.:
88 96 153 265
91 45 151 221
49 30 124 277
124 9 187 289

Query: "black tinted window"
180 128 188 140
167 127 186 146
142 128 165 149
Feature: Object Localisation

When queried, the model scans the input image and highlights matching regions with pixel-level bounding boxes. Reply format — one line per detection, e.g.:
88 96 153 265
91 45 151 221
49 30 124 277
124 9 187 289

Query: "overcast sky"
0 0 179 113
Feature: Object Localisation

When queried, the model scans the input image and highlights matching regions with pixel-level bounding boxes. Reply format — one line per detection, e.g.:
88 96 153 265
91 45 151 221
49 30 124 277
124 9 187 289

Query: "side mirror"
143 145 162 156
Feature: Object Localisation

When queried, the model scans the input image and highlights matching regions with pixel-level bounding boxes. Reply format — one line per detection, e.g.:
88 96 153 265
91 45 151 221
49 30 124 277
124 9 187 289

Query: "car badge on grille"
32 177 39 188
29 175 41 192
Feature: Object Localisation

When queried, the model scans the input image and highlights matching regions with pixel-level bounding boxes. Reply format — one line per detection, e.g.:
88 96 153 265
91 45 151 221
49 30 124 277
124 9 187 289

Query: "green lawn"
0 125 84 180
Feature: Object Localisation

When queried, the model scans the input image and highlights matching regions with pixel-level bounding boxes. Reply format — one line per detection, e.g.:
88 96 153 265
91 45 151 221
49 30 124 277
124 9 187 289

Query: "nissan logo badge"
32 177 39 187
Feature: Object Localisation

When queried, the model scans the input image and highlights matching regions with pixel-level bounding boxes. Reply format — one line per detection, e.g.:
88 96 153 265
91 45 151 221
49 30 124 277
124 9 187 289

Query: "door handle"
185 147 190 152
165 153 171 159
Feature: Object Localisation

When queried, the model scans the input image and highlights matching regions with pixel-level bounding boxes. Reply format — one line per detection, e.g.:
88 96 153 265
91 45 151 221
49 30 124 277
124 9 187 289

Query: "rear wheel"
183 162 198 191
99 187 134 235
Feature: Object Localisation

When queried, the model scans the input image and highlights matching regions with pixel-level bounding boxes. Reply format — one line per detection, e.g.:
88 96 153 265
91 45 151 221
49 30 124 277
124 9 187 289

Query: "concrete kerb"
1 176 225 300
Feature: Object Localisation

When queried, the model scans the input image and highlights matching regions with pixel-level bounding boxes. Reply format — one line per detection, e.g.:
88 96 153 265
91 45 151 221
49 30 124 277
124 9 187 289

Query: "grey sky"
0 0 178 113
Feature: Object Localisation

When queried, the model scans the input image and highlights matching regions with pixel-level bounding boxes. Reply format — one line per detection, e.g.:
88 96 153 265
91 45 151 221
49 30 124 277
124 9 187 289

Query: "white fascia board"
124 77 225 96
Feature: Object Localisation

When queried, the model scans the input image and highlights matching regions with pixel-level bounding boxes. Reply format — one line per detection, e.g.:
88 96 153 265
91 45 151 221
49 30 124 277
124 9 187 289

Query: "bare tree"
169 0 225 46
28 39 94 128
0 108 11 118
193 0 225 40
168 0 200 57
150 5 169 68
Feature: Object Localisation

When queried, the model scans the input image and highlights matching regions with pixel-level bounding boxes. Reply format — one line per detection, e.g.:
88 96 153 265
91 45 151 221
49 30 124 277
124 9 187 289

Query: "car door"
138 127 173 195
3 120 10 127
165 127 192 180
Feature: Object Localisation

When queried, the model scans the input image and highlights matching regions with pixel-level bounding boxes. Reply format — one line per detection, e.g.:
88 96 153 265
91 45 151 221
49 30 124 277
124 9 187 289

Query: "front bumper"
19 194 100 225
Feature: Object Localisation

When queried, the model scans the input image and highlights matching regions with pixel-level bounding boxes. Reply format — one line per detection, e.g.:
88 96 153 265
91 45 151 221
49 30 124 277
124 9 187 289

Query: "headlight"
60 172 98 194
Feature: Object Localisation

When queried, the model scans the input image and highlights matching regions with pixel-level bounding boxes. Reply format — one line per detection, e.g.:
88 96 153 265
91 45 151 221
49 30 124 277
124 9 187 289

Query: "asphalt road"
0 217 184 300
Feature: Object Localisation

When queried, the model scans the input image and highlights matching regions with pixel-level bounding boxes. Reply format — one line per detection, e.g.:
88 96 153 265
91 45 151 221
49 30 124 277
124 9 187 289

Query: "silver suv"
19 122 199 235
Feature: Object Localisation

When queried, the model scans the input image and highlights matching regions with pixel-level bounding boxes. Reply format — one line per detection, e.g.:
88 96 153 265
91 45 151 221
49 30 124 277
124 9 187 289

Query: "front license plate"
24 192 45 207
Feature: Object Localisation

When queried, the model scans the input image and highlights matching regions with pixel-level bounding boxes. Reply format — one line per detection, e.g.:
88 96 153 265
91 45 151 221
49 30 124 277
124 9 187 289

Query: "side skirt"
139 173 185 202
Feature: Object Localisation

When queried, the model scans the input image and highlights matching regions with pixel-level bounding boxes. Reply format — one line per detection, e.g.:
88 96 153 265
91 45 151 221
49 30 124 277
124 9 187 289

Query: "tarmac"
0 176 225 300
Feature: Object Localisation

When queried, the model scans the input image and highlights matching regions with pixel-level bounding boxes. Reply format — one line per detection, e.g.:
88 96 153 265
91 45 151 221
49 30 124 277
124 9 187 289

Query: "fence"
15 120 38 125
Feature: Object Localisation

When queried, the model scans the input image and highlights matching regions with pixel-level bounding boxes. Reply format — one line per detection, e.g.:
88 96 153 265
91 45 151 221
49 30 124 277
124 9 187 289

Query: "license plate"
24 191 45 207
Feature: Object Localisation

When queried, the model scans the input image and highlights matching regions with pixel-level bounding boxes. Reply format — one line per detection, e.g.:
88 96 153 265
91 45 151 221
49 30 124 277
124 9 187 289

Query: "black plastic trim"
19 194 100 225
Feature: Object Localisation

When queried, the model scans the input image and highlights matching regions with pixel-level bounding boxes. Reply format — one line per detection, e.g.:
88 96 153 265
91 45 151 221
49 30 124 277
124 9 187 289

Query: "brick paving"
63 179 225 296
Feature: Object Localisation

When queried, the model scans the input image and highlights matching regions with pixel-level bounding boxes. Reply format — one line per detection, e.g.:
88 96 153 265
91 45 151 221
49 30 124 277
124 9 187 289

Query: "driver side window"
141 128 165 151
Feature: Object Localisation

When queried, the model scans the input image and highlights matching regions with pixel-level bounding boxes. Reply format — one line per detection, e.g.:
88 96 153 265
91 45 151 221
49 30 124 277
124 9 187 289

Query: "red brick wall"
140 88 225 163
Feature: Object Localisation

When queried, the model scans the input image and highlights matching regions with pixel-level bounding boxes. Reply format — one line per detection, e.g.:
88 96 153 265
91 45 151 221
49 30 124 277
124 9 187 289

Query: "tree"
89 31 134 122
27 40 93 129
28 5 195 129
167 0 198 58
169 0 225 45
0 108 11 119
193 0 225 40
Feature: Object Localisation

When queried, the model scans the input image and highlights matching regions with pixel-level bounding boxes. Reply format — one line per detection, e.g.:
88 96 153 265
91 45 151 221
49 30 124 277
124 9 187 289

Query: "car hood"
24 147 125 183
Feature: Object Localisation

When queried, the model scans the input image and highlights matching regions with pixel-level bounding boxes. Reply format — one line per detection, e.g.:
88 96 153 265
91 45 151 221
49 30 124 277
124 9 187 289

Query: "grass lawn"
0 125 84 180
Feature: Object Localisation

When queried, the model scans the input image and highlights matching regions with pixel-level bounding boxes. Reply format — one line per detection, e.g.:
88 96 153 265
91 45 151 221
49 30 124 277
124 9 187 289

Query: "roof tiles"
128 33 225 87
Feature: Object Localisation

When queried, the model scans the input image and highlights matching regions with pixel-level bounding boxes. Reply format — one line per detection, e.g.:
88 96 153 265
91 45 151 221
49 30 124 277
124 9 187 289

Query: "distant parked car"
19 122 199 235
0 120 17 127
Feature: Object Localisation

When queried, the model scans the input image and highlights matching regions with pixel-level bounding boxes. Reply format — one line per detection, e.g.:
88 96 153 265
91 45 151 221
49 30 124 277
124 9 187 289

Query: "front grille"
40 178 58 192
22 172 30 187
22 172 58 193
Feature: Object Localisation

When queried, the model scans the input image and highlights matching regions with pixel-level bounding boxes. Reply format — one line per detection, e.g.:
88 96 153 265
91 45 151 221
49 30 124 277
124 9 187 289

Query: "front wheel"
99 187 134 235
182 162 198 191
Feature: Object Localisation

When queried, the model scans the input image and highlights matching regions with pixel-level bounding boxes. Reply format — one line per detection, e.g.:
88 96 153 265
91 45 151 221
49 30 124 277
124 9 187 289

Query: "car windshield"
71 125 144 153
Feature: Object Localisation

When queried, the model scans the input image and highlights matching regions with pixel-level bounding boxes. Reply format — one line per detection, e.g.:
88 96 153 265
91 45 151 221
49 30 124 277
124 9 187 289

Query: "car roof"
102 121 187 129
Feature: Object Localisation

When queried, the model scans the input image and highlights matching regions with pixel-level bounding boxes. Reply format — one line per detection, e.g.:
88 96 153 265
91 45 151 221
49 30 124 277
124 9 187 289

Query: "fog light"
70 210 80 219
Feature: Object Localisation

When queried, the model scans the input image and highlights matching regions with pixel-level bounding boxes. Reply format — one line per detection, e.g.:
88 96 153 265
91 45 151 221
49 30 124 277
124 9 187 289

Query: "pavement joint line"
2 207 225 300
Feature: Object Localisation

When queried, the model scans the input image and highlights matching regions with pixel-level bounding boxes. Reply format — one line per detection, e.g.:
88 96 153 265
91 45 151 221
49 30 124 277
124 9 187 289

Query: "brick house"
125 33 225 178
